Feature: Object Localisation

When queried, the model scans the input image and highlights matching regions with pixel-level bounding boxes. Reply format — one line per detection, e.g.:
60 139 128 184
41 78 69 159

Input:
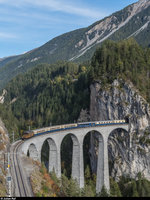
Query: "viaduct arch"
21 123 129 193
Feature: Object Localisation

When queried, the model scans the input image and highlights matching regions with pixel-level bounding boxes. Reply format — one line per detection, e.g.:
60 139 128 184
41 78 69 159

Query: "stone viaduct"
21 123 129 193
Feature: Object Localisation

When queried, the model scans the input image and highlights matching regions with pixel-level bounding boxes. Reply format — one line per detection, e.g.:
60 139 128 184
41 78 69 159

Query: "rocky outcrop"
0 118 9 165
71 0 150 61
0 89 7 104
77 109 90 123
86 79 150 181
0 118 9 196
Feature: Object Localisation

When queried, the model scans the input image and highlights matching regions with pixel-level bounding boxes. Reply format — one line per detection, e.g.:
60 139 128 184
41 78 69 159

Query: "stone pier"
21 123 129 193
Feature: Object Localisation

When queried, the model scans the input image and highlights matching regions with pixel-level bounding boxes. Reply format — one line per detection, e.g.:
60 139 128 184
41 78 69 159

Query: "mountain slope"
1 39 150 131
0 39 150 185
0 0 150 89
0 55 20 68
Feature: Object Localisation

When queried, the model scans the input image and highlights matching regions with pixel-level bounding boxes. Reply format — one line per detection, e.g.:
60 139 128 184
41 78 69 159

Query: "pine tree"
82 184 95 197
131 180 139 197
110 178 122 197
98 185 109 197
85 165 91 184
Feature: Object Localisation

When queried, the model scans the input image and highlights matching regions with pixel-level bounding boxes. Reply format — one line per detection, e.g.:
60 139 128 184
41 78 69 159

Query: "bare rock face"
0 118 9 196
0 119 9 165
89 79 150 181
0 89 7 104
77 109 90 122
0 119 9 145
72 0 150 61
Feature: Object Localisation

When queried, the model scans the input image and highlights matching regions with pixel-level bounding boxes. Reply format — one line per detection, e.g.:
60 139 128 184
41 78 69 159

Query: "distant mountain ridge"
0 55 20 68
0 0 150 89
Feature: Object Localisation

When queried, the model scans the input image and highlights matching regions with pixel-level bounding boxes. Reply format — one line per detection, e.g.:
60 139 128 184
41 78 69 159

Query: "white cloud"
0 32 17 39
0 0 107 19
27 0 104 19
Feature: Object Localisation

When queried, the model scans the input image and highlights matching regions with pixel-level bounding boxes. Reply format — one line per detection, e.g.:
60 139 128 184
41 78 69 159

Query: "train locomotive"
22 119 128 140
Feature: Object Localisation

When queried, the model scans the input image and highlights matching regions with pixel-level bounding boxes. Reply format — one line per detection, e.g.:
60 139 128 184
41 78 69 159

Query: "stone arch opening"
61 133 79 179
108 128 129 181
83 130 103 191
28 143 39 161
41 138 57 173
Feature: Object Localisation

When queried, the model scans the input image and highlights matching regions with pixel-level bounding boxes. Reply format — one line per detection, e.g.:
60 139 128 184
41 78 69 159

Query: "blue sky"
0 0 138 58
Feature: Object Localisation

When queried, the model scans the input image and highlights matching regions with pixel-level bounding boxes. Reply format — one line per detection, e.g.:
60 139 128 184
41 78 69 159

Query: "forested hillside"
0 38 150 136
90 38 150 102
30 161 150 197
0 61 90 136
0 38 150 196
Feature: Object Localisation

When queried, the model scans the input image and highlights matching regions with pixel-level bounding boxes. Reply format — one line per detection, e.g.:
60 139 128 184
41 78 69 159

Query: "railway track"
11 141 29 197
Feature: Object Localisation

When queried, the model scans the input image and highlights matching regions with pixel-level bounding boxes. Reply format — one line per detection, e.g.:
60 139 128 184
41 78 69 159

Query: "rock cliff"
0 118 9 196
80 79 150 181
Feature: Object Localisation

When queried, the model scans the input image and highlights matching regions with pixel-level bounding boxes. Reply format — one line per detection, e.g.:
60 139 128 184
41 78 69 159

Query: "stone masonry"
21 123 128 193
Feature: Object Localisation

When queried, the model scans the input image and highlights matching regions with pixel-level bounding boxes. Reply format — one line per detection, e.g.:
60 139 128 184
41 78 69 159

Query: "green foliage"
85 165 91 182
84 165 96 195
0 3 150 90
40 162 47 175
0 37 149 197
117 174 150 197
139 129 150 146
42 185 49 194
0 61 90 136
110 177 122 197
34 169 150 197
131 180 139 197
50 170 60 186
58 174 81 197
90 39 150 103
61 135 73 178
98 185 109 197
81 184 95 197
0 104 20 141
0 27 87 89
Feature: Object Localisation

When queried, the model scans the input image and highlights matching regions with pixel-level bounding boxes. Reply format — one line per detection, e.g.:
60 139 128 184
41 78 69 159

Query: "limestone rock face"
0 119 10 151
0 118 9 172
77 109 90 123
0 118 9 196
89 79 150 181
